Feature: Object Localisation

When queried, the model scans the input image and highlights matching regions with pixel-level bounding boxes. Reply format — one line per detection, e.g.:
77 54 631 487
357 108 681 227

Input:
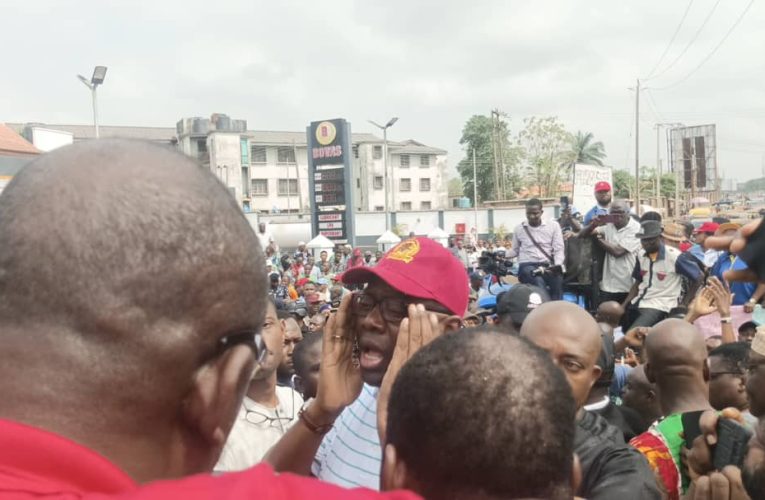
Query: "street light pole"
77 66 107 139
368 117 399 231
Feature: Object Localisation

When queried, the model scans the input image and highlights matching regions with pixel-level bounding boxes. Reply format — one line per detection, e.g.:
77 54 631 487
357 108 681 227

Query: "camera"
478 250 512 277
531 264 563 277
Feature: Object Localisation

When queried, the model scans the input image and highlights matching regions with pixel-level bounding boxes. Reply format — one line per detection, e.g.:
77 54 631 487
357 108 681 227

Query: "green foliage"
457 115 609 201
613 169 633 199
612 168 676 201
518 116 574 197
571 131 607 166
456 115 521 204
742 178 765 192
447 177 464 198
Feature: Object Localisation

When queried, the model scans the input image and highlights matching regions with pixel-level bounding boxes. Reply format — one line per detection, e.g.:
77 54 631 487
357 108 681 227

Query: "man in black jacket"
521 302 661 499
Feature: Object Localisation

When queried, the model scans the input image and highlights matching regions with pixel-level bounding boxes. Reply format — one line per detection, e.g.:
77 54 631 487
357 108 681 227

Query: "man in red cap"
689 221 721 268
583 181 613 226
265 237 466 490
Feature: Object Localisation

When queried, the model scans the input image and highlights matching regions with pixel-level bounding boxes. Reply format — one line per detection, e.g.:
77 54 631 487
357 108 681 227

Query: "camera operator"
507 198 565 300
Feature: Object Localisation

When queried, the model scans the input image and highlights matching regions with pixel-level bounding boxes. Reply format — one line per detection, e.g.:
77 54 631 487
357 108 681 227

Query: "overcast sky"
2 0 764 182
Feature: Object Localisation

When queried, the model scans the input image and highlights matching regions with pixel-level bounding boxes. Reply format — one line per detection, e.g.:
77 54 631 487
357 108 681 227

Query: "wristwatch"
749 298 758 305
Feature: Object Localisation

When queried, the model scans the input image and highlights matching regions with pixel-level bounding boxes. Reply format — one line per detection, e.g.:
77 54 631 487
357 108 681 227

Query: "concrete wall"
252 202 559 250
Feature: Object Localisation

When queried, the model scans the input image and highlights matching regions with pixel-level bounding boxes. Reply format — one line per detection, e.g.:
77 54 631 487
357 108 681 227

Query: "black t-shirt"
594 401 649 442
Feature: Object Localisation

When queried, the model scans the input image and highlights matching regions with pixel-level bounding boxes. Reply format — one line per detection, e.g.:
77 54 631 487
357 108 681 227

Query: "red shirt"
0 419 419 500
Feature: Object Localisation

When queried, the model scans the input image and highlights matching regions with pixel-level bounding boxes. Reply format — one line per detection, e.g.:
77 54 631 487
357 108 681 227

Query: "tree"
518 116 573 197
447 177 464 198
456 114 521 204
571 131 606 166
613 169 633 199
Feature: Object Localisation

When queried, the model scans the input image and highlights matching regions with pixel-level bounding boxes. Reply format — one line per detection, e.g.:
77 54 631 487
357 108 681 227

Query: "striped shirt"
311 384 382 490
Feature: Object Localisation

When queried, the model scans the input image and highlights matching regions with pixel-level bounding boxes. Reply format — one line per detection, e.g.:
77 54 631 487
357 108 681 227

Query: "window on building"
400 154 410 168
420 201 432 210
373 145 383 159
251 146 267 163
400 178 411 192
277 147 296 163
400 201 412 211
419 178 431 192
374 205 385 212
251 179 268 196
420 155 430 167
197 139 207 154
240 138 249 165
374 176 383 189
353 144 359 158
278 179 298 196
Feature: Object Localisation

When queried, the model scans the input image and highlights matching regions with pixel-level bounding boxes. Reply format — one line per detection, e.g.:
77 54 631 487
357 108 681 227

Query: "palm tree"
571 131 606 166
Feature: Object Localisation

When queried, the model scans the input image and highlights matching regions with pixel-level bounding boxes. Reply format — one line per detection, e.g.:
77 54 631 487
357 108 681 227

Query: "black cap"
635 220 662 239
496 284 550 326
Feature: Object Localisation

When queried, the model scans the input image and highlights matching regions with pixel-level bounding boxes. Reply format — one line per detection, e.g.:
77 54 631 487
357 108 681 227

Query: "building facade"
9 115 449 214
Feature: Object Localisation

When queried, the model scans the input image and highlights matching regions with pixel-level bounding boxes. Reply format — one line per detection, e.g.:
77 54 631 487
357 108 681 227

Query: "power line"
653 0 756 91
644 0 696 80
648 0 723 81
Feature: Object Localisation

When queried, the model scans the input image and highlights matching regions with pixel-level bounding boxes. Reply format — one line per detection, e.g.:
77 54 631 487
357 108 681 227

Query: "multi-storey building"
9 114 449 213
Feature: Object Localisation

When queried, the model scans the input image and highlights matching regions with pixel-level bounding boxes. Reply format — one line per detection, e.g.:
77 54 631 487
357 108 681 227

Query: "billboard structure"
669 125 718 195
306 119 355 245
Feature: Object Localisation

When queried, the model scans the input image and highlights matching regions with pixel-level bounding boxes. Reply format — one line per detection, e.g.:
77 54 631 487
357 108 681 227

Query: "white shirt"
215 386 304 472
599 218 642 294
312 384 382 490
258 230 275 253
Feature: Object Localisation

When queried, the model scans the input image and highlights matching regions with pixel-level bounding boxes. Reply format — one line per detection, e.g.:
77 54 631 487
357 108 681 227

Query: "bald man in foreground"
0 140 415 500
629 319 713 500
520 302 660 500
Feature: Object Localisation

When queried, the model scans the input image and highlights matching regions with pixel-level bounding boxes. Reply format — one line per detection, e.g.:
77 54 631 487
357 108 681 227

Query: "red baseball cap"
342 237 469 316
694 222 720 234
594 181 611 192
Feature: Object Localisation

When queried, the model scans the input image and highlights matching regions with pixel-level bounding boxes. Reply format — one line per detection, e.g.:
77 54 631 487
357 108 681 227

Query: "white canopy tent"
306 234 335 258
376 231 402 252
427 227 450 247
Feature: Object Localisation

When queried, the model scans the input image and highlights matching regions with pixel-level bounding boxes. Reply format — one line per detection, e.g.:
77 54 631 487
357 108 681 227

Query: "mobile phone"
600 214 620 224
682 411 704 450
713 419 753 470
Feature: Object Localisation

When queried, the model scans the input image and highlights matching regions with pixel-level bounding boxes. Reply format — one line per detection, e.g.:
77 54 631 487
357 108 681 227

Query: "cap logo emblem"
387 239 420 264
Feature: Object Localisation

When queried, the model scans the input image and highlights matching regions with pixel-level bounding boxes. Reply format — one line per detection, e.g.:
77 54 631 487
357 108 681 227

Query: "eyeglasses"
216 330 267 365
351 292 450 324
243 388 296 432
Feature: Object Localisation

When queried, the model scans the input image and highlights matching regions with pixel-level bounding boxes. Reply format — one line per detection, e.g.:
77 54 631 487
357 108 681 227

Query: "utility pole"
490 110 501 201
655 124 661 204
635 79 641 216
495 111 507 200
472 148 478 235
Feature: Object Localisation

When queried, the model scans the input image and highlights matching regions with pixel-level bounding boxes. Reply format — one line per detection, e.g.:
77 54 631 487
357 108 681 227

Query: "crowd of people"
3 139 765 500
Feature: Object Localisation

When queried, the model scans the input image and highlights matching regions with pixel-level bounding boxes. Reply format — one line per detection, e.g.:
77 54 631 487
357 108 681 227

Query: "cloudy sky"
2 0 764 182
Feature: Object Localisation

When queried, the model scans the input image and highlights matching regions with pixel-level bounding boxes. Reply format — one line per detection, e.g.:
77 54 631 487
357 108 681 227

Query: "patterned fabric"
630 413 686 500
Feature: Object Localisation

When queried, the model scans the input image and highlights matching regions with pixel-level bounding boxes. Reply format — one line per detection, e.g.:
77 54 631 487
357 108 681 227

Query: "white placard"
573 164 613 212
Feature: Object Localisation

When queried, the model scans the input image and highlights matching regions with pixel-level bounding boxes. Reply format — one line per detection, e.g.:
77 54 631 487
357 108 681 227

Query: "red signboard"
455 223 466 234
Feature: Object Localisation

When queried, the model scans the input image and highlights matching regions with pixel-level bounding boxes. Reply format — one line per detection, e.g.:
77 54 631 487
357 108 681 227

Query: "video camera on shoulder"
478 250 512 277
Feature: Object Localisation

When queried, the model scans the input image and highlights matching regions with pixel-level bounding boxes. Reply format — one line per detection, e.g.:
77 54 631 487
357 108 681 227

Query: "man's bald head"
644 319 708 379
644 319 710 415
521 302 603 409
0 140 266 481
596 301 624 328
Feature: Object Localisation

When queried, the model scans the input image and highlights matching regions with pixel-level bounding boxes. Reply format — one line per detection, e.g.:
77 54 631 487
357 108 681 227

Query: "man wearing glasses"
266 237 467 490
708 342 757 429
216 300 305 471
0 141 417 500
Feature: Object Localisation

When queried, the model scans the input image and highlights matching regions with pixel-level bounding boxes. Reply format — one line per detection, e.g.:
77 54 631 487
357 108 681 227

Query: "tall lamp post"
77 66 108 138
368 117 398 230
